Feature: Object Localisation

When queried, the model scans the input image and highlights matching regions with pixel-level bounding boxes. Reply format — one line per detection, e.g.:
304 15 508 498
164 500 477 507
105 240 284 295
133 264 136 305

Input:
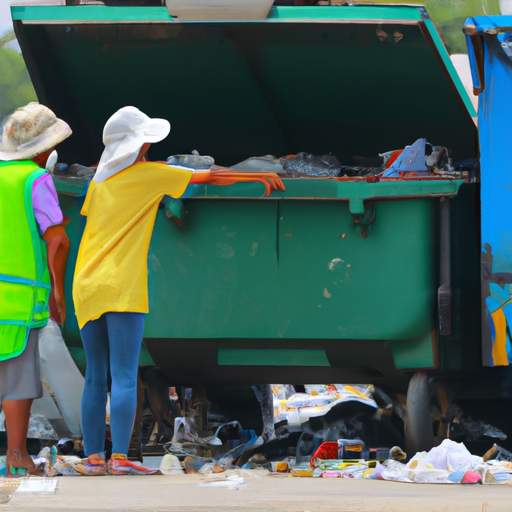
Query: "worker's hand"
42 219 70 325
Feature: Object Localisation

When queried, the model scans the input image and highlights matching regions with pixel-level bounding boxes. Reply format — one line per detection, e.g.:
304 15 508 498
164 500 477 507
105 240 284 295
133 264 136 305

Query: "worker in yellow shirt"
73 106 194 476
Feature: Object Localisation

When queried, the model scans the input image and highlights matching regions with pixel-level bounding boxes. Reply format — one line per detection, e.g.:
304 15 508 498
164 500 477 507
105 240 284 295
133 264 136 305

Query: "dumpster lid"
464 15 512 94
12 4 478 166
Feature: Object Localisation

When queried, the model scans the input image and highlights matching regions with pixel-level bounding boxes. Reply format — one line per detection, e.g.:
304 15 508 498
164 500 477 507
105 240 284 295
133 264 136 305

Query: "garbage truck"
9 1 508 450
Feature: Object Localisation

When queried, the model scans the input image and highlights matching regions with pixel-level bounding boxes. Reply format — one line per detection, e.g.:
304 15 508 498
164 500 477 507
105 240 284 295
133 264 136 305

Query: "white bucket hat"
0 102 72 161
93 106 171 183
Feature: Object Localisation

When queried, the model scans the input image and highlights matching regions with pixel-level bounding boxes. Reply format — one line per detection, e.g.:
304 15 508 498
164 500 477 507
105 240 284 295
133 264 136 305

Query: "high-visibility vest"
0 160 51 361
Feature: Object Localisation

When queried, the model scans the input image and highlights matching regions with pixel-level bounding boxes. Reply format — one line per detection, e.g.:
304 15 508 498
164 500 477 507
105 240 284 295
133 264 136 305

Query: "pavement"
2 468 510 512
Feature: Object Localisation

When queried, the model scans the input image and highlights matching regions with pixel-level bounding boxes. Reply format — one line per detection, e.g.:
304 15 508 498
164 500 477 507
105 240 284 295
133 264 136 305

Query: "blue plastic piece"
383 138 428 177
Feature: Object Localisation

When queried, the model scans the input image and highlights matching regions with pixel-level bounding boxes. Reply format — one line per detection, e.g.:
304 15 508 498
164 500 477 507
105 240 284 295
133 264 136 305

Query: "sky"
0 0 34 36
1 0 15 35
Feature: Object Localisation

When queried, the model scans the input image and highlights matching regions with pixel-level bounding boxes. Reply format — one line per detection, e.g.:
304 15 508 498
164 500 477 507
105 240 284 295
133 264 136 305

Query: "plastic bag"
160 454 184 475
230 155 284 174
412 439 482 472
167 152 214 170
282 153 341 177
39 320 84 437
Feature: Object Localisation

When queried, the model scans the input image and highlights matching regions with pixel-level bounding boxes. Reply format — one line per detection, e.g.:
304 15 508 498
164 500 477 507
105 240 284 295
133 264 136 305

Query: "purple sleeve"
32 173 64 235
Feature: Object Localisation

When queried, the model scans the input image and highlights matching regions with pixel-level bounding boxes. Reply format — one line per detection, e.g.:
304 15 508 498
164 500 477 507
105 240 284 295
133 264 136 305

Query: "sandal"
6 450 43 478
73 454 107 476
108 454 160 475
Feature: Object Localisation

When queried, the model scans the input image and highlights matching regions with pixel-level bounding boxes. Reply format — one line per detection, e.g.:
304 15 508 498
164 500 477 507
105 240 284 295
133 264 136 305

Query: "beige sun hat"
0 102 72 161
93 106 171 183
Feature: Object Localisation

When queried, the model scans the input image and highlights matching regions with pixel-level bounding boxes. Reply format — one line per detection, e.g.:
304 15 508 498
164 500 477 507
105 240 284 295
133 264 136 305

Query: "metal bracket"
501 37 512 60
351 201 375 238
162 196 184 227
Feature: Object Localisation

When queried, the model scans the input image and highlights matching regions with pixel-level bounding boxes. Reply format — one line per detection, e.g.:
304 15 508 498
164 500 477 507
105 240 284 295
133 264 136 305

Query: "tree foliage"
0 34 36 120
373 0 500 53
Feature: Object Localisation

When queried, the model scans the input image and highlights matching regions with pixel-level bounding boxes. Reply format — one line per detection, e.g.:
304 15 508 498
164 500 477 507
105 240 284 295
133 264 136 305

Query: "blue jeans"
80 312 145 456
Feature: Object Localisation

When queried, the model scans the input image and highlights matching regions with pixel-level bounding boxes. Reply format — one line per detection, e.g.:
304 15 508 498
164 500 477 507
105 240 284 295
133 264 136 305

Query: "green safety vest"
0 160 51 361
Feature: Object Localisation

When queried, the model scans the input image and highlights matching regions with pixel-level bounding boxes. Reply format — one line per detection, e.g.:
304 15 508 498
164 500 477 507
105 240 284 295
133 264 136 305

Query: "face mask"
46 150 58 173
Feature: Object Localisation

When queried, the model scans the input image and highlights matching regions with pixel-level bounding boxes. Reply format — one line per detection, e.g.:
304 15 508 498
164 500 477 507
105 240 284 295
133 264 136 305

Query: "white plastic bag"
160 454 184 475
38 320 84 437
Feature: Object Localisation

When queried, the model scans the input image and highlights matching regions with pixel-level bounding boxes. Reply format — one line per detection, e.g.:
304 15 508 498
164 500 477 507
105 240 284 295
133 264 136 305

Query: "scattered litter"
198 475 245 490
483 444 512 462
15 478 58 495
366 439 512 484
273 384 377 428
462 416 507 442
160 454 184 475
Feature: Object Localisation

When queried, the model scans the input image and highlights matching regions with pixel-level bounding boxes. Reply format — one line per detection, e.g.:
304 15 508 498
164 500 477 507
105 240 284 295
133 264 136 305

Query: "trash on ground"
15 478 58 495
198 475 245 490
273 384 377 428
366 439 512 484
160 454 184 475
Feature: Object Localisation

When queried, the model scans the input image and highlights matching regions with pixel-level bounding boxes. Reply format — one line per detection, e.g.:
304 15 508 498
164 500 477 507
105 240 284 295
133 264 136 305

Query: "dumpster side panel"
277 199 436 340
146 200 280 339
144 198 436 341
468 32 512 367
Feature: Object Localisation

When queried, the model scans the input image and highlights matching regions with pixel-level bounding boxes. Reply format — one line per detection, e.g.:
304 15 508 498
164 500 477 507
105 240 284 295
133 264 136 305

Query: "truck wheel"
405 371 434 456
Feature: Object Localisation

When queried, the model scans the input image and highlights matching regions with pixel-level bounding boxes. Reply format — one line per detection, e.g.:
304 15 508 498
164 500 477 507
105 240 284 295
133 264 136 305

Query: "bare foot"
6 449 43 477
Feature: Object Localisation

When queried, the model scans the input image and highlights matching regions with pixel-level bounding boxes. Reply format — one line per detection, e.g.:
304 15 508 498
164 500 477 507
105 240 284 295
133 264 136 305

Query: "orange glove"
42 217 70 325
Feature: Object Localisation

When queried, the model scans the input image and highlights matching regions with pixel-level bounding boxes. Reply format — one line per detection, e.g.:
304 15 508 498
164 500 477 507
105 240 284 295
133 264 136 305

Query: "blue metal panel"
465 16 512 366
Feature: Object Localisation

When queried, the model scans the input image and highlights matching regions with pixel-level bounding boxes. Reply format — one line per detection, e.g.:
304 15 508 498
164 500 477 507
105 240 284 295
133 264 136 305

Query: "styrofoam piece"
165 0 274 21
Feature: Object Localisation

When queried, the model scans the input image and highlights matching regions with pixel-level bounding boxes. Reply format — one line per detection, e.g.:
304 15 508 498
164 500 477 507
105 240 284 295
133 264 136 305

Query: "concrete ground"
2 470 510 512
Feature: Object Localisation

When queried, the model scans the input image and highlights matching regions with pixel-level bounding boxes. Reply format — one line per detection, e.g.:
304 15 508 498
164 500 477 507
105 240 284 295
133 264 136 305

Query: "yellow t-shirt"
73 161 192 329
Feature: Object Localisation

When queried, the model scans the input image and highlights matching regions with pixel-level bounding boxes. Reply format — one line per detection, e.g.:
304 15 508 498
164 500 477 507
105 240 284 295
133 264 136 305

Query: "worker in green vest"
0 102 71 476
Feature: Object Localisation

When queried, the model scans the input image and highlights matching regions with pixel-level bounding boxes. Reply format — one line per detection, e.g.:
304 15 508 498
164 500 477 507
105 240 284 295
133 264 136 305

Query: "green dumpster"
11 3 478 387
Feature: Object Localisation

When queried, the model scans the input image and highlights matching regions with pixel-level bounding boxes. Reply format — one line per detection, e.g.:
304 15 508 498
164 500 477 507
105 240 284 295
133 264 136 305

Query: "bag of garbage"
229 155 284 174
167 152 214 170
282 153 341 177
38 320 84 438
417 439 482 472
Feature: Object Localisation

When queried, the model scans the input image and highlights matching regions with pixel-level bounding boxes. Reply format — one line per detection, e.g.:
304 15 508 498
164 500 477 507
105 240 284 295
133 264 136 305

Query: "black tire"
405 371 435 456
